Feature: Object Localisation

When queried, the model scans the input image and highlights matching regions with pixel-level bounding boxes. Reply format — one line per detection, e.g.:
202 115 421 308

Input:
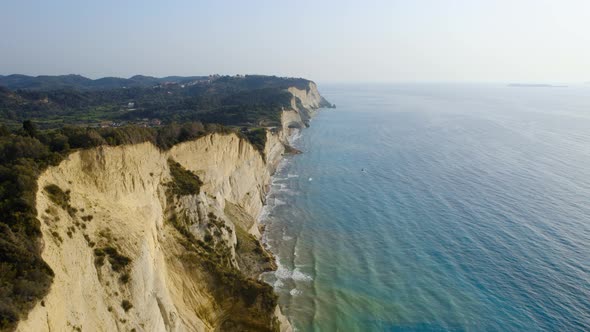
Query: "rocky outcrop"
285 82 330 127
16 82 327 332
278 81 330 140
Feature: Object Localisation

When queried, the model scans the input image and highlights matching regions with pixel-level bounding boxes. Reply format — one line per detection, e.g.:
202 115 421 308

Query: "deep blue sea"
260 84 590 331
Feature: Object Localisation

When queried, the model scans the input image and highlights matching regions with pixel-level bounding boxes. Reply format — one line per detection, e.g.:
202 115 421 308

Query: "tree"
22 120 37 138
0 125 10 136
49 133 70 152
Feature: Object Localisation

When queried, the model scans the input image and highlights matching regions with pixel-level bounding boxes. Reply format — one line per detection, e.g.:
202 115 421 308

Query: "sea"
260 83 590 331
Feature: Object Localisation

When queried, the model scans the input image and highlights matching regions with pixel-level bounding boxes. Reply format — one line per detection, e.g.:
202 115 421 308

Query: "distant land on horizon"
508 83 568 88
0 73 206 91
0 73 313 91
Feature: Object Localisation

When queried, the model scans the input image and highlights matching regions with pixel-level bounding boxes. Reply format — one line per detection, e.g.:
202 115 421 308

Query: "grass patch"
93 246 131 272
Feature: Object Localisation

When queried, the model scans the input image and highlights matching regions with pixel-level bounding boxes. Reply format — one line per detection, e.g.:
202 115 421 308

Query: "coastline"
10 81 328 332
258 120 310 330
246 91 327 330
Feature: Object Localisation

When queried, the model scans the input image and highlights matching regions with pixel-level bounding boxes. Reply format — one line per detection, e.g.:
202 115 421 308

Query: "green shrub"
81 215 93 222
93 248 106 267
121 300 133 312
167 159 202 197
93 246 131 272
44 184 70 210
51 231 63 243
242 128 267 160
0 224 54 331
119 273 130 284
102 247 131 272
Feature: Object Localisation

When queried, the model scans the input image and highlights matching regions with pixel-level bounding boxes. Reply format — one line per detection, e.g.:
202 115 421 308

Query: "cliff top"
0 74 330 129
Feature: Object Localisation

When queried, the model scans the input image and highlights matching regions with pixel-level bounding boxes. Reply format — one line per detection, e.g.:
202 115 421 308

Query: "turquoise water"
260 84 590 331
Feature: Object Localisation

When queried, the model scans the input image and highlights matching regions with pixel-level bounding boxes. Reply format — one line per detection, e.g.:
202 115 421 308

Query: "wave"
292 267 313 282
274 258 313 282
273 279 284 288
288 130 303 145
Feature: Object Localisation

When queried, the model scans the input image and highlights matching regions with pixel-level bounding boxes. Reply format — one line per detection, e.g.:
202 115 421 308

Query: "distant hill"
508 83 567 88
0 74 209 90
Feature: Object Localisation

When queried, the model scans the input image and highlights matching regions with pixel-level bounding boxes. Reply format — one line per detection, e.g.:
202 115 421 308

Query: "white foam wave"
288 130 303 144
274 260 313 282
274 262 291 280
292 268 313 281
273 279 284 288
258 158 294 225
274 158 290 173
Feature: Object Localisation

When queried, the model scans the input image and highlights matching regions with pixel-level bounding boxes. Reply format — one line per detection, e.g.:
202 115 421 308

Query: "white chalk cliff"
16 82 327 332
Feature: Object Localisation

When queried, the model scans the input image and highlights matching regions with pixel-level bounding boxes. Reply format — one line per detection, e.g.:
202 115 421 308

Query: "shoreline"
258 155 295 331
9 81 328 332
258 124 310 329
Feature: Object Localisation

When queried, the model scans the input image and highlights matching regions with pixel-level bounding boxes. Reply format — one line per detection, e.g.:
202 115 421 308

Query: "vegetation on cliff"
242 127 268 160
0 121 270 330
166 159 203 196
165 162 279 331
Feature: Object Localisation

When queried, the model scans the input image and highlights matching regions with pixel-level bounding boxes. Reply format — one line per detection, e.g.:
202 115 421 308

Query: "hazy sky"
1 0 589 83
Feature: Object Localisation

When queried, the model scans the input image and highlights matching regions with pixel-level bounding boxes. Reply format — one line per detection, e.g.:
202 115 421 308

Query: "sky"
1 0 589 83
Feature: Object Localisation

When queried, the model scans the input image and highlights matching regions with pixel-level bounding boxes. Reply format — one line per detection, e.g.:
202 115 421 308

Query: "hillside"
0 74 206 91
0 75 333 129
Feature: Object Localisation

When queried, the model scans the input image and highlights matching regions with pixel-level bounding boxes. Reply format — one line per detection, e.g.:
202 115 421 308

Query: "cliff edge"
14 82 327 331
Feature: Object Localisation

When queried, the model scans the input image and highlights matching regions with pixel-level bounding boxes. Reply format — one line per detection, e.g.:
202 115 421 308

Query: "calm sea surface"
260 84 590 331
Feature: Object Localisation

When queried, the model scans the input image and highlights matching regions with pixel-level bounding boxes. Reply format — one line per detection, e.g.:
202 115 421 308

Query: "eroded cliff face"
280 82 327 139
16 82 326 332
